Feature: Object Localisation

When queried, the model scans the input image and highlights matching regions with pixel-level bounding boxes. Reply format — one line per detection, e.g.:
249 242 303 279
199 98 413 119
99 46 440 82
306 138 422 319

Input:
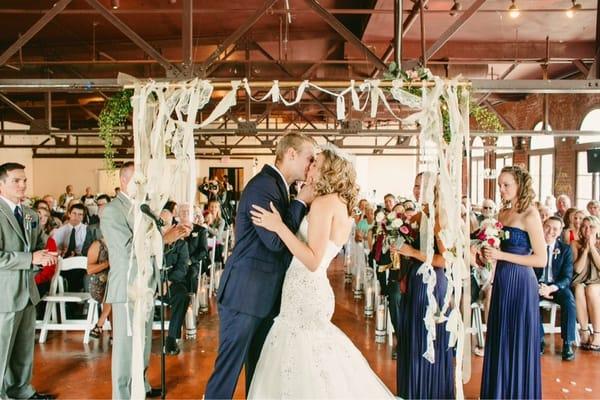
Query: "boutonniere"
24 214 33 233
553 248 561 259
191 232 198 237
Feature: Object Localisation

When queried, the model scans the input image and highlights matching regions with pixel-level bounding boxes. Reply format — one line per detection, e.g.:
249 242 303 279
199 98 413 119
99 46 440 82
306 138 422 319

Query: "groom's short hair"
275 132 314 163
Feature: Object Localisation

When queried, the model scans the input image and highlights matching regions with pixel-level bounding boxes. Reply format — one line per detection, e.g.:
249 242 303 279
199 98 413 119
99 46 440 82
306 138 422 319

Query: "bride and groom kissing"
204 133 395 399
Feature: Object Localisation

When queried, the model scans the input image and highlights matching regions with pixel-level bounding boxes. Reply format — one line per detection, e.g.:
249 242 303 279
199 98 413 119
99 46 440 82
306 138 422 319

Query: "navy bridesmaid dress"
397 232 454 399
480 226 542 399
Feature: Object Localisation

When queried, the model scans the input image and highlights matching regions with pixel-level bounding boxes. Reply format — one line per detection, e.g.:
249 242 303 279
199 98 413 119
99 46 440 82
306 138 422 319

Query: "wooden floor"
32 255 600 399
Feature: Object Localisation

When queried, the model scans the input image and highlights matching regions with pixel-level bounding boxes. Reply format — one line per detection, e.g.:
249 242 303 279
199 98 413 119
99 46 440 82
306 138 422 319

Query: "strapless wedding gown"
248 218 396 399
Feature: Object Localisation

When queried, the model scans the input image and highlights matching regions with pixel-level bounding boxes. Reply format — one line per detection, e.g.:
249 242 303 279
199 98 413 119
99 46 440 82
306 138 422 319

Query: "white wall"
8 152 417 206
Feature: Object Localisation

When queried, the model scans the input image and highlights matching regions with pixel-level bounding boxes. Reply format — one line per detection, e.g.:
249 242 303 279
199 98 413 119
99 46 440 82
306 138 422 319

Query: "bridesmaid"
480 165 546 399
395 172 455 399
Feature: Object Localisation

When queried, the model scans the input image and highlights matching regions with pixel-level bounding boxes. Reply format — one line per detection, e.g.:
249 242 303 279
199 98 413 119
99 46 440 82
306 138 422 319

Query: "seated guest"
537 205 551 222
80 186 95 203
563 208 584 245
58 184 75 211
555 194 571 219
572 217 600 351
34 208 59 299
479 198 496 223
86 238 111 339
159 209 191 355
52 203 88 294
206 200 226 262
183 207 209 291
536 216 576 360
588 200 599 216
82 194 111 255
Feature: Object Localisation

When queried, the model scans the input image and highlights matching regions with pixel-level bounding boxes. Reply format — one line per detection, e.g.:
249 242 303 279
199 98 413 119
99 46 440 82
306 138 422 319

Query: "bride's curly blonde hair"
500 165 535 213
314 149 359 216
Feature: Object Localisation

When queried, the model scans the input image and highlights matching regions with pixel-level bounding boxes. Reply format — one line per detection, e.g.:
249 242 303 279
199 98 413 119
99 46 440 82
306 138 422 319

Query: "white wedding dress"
248 218 396 399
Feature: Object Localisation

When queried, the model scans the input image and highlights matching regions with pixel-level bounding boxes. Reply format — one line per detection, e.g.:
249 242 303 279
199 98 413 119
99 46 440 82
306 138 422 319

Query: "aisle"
31 253 600 399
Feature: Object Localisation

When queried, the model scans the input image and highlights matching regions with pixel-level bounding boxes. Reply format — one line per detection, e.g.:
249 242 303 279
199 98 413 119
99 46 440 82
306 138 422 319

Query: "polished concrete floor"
31 255 600 399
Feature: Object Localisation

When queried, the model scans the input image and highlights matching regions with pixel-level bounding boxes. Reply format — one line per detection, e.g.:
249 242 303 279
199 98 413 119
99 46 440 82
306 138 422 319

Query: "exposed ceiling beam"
300 42 341 79
371 0 427 78
84 0 182 77
573 59 590 75
200 0 280 74
483 100 514 130
404 0 487 69
0 0 73 67
182 0 193 76
0 92 34 122
476 63 517 105
303 0 386 72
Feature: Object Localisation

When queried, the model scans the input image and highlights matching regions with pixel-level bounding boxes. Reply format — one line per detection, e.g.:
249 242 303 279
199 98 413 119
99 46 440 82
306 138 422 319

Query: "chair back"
60 256 88 271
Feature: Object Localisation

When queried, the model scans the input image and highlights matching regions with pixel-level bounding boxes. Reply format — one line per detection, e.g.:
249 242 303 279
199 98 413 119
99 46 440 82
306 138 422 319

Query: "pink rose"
487 238 496 246
496 222 503 229
477 232 487 241
400 226 410 235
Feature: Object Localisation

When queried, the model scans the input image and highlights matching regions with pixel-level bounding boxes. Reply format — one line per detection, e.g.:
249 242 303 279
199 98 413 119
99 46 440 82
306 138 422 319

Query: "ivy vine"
98 89 133 170
384 62 504 143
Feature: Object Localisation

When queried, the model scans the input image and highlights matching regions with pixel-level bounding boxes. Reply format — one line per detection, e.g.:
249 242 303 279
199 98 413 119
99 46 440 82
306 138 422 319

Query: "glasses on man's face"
482 206 493 210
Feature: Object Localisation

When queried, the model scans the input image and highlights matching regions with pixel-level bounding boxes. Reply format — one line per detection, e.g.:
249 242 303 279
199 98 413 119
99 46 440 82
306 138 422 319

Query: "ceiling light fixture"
508 0 520 18
449 0 462 16
566 0 582 18
111 0 119 9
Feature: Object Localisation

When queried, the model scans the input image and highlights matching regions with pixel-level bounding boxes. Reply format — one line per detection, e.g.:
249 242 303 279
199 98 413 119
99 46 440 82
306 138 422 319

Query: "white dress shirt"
52 223 87 255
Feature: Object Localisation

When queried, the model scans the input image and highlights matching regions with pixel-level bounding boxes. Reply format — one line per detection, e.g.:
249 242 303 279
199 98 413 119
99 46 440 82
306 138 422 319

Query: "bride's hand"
251 202 283 232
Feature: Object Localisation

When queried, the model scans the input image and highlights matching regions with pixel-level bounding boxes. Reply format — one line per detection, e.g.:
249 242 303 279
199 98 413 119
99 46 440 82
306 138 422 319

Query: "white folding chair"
222 228 231 263
207 237 218 295
38 256 99 344
540 300 561 334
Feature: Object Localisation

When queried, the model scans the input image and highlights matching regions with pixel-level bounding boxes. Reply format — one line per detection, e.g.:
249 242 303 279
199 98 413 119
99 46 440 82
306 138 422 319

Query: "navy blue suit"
535 240 576 344
205 165 306 399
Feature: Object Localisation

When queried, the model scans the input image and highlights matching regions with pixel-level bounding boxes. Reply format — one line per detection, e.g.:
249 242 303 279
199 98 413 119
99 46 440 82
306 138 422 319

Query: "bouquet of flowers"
373 211 418 269
472 218 510 270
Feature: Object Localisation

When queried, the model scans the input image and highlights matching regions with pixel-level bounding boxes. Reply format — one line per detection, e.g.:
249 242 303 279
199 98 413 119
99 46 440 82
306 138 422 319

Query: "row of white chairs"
36 226 235 344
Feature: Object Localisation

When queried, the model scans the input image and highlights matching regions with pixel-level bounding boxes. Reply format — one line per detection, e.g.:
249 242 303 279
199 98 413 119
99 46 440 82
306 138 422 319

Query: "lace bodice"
277 217 341 326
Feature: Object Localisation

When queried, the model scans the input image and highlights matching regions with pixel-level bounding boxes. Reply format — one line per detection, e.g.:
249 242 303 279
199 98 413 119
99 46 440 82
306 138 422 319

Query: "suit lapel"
116 192 134 230
0 198 27 245
262 165 289 206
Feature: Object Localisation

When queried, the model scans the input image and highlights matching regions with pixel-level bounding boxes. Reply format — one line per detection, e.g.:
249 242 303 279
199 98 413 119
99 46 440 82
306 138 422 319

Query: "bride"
248 146 395 399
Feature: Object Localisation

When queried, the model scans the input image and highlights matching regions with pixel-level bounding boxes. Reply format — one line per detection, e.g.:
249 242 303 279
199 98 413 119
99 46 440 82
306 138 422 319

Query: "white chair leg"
39 302 53 344
550 304 558 333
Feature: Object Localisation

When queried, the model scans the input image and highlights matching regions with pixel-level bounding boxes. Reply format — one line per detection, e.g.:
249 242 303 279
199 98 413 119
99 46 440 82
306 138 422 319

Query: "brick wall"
471 93 600 203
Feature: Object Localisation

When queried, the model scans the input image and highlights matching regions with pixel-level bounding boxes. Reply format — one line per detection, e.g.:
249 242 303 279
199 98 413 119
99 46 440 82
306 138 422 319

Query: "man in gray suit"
101 162 190 399
0 162 57 400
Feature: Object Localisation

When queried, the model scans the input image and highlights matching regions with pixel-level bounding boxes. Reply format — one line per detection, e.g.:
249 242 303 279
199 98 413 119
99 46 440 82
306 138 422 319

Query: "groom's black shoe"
166 336 180 356
28 392 55 400
562 342 575 361
146 388 162 398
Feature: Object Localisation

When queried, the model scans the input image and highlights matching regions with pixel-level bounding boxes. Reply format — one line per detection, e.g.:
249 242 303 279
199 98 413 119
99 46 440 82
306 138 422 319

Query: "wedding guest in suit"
204 133 316 399
183 206 209 289
159 209 191 355
536 216 576 360
0 162 57 400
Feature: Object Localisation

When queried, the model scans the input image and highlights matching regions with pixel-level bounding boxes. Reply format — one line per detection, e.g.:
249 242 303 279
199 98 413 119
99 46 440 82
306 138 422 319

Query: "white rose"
376 212 385 223
391 218 404 228
387 213 396 222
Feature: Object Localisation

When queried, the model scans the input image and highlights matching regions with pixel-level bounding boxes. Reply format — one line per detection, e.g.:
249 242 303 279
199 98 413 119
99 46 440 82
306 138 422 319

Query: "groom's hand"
296 182 316 205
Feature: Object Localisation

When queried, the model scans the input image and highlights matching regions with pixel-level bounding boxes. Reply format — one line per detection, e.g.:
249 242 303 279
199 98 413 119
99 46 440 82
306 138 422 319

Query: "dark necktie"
66 227 77 257
13 206 25 236
542 245 550 282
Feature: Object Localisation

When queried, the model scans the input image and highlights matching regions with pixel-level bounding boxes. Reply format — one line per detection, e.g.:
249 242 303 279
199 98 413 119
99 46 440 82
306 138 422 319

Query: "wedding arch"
120 71 471 399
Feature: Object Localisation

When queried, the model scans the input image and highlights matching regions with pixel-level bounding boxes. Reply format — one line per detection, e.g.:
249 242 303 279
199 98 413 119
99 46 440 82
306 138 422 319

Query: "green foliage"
383 63 503 143
98 90 133 170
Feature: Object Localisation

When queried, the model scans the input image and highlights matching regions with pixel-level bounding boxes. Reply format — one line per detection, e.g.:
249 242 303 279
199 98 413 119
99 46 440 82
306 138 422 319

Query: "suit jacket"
535 240 573 291
186 224 209 267
165 239 190 284
101 192 159 304
0 198 46 312
217 165 306 318
82 223 102 256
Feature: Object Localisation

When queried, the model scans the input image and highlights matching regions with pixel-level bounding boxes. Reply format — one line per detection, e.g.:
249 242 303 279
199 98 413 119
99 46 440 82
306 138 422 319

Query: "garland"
98 89 133 170
384 62 503 143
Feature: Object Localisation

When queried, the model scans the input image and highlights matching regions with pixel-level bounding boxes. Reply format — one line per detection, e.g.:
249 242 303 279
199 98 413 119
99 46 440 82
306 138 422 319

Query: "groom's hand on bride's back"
296 183 316 205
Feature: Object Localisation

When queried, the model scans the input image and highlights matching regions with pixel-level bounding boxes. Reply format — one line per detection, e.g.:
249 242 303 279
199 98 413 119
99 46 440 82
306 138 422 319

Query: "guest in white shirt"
52 203 88 295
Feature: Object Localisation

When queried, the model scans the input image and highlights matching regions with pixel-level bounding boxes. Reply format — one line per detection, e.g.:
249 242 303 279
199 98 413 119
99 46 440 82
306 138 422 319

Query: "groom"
205 132 316 399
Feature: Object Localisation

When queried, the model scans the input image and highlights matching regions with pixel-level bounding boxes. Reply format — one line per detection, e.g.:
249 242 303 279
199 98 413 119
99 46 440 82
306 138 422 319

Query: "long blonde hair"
314 149 359 216
500 165 535 213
